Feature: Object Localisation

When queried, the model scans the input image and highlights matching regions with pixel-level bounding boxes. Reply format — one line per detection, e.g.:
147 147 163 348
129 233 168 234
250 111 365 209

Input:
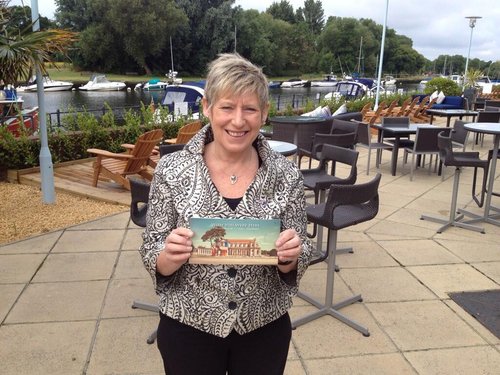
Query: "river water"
18 83 423 115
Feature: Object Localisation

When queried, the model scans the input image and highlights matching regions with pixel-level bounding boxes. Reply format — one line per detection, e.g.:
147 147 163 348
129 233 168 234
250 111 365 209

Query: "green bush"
424 77 461 96
0 105 204 171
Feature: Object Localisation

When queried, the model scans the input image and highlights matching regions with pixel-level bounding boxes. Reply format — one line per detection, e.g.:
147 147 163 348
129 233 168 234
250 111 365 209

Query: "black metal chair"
420 132 488 234
300 131 357 173
301 145 359 271
129 144 183 344
403 127 451 180
474 111 500 147
354 120 393 174
292 173 382 336
380 116 414 147
450 119 470 151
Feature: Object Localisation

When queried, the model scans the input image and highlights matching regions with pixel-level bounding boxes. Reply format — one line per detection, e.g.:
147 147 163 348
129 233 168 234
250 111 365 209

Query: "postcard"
188 217 281 265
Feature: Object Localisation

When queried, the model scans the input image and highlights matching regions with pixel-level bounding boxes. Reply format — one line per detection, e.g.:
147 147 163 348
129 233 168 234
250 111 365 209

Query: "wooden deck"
12 158 153 206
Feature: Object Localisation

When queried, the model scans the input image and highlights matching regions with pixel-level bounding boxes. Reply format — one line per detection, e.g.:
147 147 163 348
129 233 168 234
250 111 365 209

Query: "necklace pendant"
230 175 238 185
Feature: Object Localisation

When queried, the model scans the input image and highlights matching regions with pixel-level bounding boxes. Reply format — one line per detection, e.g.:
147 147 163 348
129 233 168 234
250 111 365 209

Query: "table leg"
429 115 434 124
463 134 500 227
390 137 400 176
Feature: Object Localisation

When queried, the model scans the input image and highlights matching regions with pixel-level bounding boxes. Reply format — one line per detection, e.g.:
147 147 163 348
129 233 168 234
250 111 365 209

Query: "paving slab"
0 284 24 322
0 230 62 254
0 253 46 283
304 353 417 374
0 320 95 375
51 229 124 253
85 316 164 375
377 239 463 266
407 264 499 298
32 251 118 282
404 346 500 375
5 280 108 323
368 300 488 351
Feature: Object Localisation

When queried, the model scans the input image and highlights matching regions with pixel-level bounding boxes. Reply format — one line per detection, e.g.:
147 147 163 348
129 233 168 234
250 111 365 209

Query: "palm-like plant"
0 0 77 86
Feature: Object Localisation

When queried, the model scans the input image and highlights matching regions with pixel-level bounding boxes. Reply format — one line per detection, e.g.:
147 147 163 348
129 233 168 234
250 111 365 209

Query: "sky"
11 0 500 63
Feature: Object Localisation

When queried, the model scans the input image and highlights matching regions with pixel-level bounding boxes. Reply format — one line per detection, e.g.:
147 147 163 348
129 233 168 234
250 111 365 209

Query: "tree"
6 5 54 31
266 0 296 24
0 0 77 85
201 226 226 246
55 0 94 30
296 0 324 34
105 0 188 75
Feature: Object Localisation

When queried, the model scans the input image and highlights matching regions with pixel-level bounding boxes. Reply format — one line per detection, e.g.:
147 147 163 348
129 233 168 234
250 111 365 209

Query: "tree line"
11 0 500 78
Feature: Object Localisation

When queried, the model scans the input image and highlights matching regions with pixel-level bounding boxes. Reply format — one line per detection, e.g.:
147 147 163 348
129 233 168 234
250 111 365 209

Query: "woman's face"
202 91 268 156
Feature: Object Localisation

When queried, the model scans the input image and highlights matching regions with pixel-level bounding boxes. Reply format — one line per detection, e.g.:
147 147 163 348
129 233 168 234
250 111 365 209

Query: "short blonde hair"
204 53 269 110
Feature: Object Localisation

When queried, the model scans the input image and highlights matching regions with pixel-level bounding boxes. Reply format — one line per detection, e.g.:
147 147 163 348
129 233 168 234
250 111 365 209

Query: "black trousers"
157 312 292 375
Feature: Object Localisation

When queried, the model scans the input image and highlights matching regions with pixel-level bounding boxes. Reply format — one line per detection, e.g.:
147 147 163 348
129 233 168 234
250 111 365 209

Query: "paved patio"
1 128 500 374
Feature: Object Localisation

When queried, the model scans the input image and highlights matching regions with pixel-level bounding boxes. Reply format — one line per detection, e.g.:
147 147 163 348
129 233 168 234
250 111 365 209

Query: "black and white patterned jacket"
139 125 312 338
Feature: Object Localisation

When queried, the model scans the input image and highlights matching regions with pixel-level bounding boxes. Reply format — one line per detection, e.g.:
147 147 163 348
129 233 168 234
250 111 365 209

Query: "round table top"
464 122 500 135
267 140 297 156
269 115 327 124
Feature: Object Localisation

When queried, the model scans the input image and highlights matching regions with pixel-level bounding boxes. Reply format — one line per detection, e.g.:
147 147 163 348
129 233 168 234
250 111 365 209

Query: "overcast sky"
11 0 500 62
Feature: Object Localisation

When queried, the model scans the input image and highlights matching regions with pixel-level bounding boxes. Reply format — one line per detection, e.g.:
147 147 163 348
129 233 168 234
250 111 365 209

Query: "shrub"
0 106 204 172
424 77 461 96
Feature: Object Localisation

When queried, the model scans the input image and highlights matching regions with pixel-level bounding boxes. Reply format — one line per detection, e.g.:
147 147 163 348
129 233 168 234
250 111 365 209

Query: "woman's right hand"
156 227 194 276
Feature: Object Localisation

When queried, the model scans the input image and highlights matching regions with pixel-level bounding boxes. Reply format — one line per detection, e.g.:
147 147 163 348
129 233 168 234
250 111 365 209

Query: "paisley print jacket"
139 125 313 338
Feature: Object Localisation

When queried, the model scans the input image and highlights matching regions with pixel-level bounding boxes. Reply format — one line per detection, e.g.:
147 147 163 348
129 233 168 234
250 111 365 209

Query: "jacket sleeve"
278 171 313 288
138 157 178 290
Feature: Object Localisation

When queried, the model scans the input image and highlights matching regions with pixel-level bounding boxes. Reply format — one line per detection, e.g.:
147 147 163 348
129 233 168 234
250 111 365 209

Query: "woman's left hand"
275 228 301 272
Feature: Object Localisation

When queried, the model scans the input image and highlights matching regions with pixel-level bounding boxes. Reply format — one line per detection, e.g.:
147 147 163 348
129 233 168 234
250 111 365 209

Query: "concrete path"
1 129 499 374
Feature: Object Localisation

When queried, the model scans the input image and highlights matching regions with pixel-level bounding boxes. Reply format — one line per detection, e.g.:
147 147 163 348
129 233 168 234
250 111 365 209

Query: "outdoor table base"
462 122 500 228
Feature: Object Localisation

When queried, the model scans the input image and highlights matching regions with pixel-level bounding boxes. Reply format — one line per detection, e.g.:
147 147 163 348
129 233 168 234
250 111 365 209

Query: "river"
17 83 423 115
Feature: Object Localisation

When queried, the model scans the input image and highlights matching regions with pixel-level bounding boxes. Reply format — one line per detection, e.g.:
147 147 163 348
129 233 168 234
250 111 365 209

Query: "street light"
374 0 389 110
463 16 482 79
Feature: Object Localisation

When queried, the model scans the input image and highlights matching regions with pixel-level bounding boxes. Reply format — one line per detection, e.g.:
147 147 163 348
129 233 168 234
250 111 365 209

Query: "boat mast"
170 36 175 74
356 36 363 76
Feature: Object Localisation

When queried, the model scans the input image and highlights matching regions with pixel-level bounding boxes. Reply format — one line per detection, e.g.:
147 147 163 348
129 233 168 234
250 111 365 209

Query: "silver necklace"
229 174 238 185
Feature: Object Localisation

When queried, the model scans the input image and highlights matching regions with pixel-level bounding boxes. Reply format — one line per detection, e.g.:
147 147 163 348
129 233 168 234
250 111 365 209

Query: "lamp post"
374 0 389 110
464 16 482 79
31 0 55 203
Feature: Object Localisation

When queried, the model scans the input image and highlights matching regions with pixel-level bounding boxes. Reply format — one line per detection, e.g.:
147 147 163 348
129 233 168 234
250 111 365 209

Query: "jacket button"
228 301 237 310
227 268 237 278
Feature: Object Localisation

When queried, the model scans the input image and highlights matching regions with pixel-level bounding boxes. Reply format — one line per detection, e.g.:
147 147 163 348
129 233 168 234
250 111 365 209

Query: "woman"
139 53 312 375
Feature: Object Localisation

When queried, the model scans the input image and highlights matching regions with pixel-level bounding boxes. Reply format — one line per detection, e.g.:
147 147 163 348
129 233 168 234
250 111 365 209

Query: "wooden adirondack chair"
164 120 202 144
87 129 164 190
391 97 412 117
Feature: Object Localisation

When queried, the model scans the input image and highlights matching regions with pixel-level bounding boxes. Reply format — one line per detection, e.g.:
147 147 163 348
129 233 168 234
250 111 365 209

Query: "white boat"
155 83 205 120
448 74 463 85
78 74 126 91
310 73 338 87
17 75 73 92
324 80 370 100
383 75 397 86
280 78 310 88
135 78 169 91
476 76 493 94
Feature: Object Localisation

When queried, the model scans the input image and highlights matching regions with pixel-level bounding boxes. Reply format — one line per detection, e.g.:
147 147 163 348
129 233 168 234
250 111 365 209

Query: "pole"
374 0 389 110
31 0 55 204
463 16 481 87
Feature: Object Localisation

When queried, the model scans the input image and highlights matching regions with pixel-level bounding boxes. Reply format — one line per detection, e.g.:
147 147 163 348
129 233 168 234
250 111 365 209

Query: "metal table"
267 140 297 157
462 122 500 227
426 109 478 128
370 123 435 176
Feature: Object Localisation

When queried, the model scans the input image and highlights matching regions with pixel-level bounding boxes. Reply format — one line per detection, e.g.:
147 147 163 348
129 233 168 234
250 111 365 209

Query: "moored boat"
310 73 338 87
17 76 73 92
280 78 310 88
1 106 39 137
324 80 370 100
78 74 126 91
157 83 205 119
